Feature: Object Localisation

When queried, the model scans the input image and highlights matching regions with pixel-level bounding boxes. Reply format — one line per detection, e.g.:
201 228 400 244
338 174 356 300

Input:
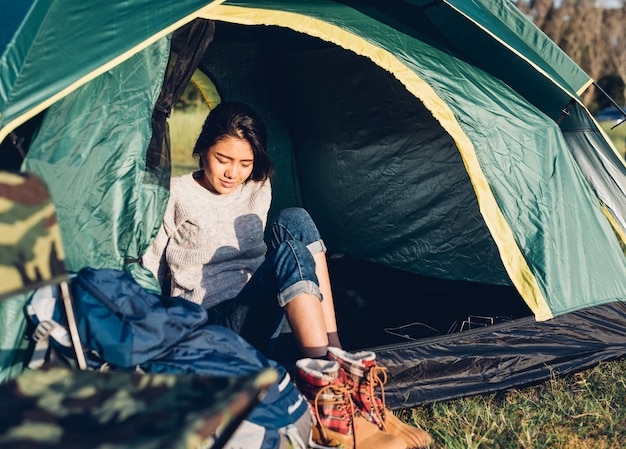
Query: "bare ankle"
301 345 329 358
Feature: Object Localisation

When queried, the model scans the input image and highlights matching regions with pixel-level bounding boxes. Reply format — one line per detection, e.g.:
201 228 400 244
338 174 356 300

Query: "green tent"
2 0 626 407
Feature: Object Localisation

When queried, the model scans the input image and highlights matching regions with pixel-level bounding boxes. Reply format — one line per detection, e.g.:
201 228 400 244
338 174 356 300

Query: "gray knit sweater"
142 172 272 308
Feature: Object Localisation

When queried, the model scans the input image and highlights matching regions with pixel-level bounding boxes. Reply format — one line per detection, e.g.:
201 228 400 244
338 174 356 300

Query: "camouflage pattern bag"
0 171 67 301
0 171 71 382
0 363 282 449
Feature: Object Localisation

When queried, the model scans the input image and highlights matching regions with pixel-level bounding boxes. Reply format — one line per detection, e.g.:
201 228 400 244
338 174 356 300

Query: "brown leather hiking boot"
327 347 433 449
294 358 407 449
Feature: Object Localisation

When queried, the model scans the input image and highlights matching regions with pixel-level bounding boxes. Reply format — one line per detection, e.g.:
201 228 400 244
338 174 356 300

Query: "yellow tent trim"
576 78 595 98
190 70 222 110
201 4 553 320
601 202 626 253
0 0 228 144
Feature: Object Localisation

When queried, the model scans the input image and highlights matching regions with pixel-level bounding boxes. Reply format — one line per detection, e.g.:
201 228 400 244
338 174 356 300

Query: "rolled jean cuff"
278 280 322 307
306 239 326 256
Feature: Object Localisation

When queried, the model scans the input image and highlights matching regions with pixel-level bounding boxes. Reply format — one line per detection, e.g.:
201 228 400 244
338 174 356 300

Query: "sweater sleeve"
142 195 176 290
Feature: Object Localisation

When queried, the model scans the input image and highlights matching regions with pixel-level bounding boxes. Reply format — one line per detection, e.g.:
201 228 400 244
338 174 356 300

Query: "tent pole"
593 82 626 129
59 281 87 370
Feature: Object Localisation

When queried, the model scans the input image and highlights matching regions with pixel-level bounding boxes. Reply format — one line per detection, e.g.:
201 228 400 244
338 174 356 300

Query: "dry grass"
399 358 626 448
169 107 208 177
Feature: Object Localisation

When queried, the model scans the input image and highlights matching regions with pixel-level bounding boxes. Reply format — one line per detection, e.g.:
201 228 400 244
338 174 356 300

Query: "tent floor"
270 254 532 364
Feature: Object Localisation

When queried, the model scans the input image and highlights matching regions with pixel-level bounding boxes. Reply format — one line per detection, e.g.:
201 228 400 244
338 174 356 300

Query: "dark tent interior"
177 22 534 361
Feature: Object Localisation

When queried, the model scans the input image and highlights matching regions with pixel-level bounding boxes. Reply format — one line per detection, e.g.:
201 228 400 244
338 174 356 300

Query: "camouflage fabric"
0 364 278 449
0 171 67 300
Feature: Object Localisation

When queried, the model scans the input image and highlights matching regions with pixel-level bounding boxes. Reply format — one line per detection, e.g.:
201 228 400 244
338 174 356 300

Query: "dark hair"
192 101 274 182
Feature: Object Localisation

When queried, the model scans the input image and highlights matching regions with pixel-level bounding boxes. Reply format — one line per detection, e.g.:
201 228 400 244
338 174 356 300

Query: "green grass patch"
399 358 626 448
600 122 626 159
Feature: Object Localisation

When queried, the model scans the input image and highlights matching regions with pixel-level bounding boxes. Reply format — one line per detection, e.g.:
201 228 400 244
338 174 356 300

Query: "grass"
398 358 626 448
169 107 208 176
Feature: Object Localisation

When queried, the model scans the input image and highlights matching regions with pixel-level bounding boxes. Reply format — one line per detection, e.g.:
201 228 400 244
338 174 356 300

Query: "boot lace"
313 381 359 446
363 365 389 430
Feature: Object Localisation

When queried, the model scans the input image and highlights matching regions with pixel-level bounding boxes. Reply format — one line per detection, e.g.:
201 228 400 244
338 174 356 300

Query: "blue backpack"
26 267 311 449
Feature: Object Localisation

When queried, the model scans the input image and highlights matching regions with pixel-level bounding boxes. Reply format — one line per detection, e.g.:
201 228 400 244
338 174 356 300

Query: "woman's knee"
270 208 322 248
274 207 314 230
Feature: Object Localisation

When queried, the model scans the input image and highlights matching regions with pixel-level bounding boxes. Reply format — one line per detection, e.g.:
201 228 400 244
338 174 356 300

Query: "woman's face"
199 136 254 195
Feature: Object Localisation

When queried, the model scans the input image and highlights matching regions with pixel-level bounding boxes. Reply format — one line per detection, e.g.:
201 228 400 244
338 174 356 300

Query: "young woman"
142 101 341 359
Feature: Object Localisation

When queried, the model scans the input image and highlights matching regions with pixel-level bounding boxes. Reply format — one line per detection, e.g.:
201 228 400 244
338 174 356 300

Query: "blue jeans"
206 207 326 355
